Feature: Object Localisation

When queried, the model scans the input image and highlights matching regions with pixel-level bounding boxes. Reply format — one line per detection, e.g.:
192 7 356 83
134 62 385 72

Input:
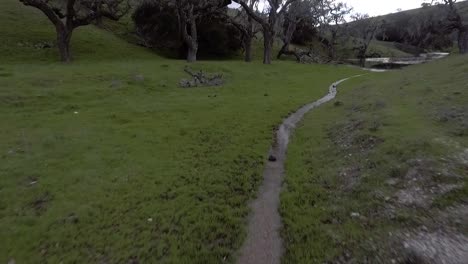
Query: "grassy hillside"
281 54 468 263
0 0 363 263
376 0 468 25
0 0 153 63
344 0 468 54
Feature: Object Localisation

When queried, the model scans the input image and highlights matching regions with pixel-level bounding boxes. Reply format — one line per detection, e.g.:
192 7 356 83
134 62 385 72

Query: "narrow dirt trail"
236 76 363 264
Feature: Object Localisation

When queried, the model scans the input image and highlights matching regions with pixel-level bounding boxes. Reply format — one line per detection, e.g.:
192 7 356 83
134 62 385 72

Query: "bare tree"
277 0 319 60
226 0 261 62
424 0 467 53
19 0 130 62
174 0 231 62
351 13 381 67
319 0 352 60
443 0 467 53
233 0 298 64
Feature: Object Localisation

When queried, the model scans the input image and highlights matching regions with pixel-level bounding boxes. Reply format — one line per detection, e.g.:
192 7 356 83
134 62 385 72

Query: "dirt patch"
434 204 468 231
29 192 53 215
401 231 468 264
457 149 468 166
352 134 384 153
436 106 468 136
328 119 366 148
328 119 384 155
395 184 461 209
390 159 463 209
338 166 361 191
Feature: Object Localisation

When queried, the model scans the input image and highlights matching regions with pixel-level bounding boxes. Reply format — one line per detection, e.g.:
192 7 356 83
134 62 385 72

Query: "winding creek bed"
236 76 363 264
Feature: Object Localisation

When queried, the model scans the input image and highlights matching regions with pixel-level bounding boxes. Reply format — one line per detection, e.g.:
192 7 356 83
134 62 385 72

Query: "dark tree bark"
177 3 198 63
263 28 275 64
319 1 352 61
459 26 468 54
352 13 380 67
224 2 259 62
187 42 198 62
358 53 366 67
440 0 468 54
243 15 257 62
327 31 337 59
244 35 253 62
175 0 230 62
276 0 320 62
19 0 129 62
56 25 73 62
277 19 298 59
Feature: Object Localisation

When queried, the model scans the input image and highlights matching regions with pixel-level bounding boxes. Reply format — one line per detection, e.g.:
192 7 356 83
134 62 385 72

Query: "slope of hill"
0 0 154 63
282 54 468 262
346 0 468 54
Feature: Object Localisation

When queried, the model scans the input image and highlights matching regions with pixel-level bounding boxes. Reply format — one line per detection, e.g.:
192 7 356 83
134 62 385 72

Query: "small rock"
385 178 399 186
268 155 277 162
350 212 360 218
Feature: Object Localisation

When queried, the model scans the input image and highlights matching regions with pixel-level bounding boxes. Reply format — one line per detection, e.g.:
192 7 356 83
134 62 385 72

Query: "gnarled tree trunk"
244 36 253 62
277 43 289 59
327 31 337 60
244 15 255 62
187 41 198 62
21 0 129 63
178 4 199 63
263 29 274 64
359 56 366 67
56 25 73 63
277 20 298 60
459 26 468 54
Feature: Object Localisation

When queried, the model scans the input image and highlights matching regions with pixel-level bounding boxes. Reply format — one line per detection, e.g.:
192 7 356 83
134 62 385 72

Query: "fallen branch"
179 66 225 88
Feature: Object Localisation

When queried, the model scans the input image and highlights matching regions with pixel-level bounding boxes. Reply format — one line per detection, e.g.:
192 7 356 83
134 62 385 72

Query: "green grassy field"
281 54 468 263
3 0 467 263
0 0 364 263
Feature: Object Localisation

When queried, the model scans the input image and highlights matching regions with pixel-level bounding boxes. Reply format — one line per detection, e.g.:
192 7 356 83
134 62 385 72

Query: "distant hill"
346 0 468 54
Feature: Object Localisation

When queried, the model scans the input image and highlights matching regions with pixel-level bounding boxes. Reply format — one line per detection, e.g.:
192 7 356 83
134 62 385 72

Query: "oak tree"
351 13 381 67
19 0 130 62
226 0 261 62
233 0 299 64
174 0 231 62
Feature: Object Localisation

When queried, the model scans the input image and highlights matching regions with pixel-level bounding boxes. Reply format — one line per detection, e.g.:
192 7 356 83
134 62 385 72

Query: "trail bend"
236 75 364 264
